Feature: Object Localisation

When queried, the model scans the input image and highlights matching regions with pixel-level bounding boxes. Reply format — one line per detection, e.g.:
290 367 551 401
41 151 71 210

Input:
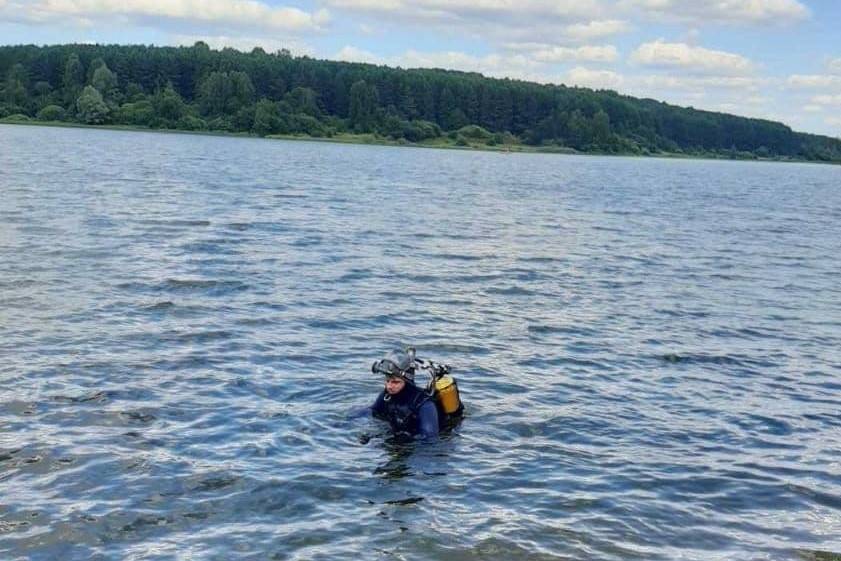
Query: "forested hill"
2 42 840 162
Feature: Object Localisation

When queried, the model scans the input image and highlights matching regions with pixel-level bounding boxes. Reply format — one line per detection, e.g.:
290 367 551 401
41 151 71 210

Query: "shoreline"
1 118 834 166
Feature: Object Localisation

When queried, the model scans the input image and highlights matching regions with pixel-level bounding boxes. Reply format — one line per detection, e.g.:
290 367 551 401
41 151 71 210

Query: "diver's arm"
348 392 386 419
417 400 439 439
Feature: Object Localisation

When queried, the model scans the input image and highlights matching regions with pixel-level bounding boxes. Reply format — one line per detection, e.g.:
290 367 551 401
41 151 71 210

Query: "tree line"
1 42 839 162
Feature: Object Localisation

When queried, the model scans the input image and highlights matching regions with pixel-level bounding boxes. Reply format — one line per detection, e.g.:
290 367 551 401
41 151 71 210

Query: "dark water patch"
306 314 407 331
191 474 240 493
0 278 43 290
592 225 623 232
485 285 535 296
655 308 710 318
510 268 546 281
404 273 439 283
422 343 491 355
250 300 288 311
519 355 610 370
179 240 243 255
657 353 774 368
234 316 275 327
447 273 506 283
119 410 157 424
140 300 175 311
146 354 226 371
703 326 785 341
423 252 488 261
161 329 236 344
161 278 247 293
337 268 373 282
734 462 840 486
802 412 841 427
50 390 109 404
117 278 249 296
16 225 62 236
516 255 563 263
734 414 794 436
786 484 841 511
121 431 167 448
138 219 211 227
273 192 308 199
292 235 323 247
528 324 599 337
383 496 424 506
119 514 175 534
597 279 644 289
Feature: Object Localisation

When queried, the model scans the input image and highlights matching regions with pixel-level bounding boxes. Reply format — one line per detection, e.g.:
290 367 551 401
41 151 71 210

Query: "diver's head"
372 347 417 389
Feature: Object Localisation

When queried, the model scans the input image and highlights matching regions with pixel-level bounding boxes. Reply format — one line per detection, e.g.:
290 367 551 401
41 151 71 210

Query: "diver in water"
369 348 463 440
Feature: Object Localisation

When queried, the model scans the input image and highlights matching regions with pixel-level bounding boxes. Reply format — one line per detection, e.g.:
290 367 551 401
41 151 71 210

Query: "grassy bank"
1 116 830 165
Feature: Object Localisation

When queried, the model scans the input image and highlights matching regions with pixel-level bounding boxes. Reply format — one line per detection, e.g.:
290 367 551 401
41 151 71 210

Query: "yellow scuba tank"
434 375 462 415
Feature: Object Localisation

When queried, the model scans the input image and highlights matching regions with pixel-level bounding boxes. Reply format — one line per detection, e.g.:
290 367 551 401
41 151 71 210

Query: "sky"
1 0 839 138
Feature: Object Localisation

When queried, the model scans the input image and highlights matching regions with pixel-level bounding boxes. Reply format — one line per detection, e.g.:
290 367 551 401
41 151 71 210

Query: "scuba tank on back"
434 375 461 415
419 357 464 420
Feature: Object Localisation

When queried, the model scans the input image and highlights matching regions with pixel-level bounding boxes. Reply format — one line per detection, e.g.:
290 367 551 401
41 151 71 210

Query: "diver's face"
384 376 406 395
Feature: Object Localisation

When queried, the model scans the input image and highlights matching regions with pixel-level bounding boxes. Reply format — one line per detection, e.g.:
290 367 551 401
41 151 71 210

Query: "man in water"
370 348 439 439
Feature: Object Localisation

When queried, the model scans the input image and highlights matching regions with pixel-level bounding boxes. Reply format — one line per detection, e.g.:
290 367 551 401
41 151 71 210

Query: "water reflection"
374 439 416 480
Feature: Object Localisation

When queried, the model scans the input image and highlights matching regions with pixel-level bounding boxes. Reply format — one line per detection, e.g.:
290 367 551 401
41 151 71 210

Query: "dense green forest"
2 42 840 162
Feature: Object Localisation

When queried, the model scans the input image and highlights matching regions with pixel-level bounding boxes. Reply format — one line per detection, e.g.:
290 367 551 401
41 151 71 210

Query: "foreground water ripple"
1 124 840 560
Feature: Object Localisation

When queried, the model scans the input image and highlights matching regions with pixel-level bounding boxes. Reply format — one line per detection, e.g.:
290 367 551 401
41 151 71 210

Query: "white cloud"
334 45 562 83
334 45 382 64
828 57 841 74
620 0 809 24
803 104 823 112
630 40 753 75
710 102 776 120
327 0 410 10
502 41 618 63
787 74 841 89
173 34 315 56
326 0 604 20
636 74 765 90
532 44 618 63
6 0 329 32
503 42 549 52
811 94 841 106
564 66 624 89
496 18 629 45
398 49 543 80
323 0 609 45
563 19 629 41
328 0 809 29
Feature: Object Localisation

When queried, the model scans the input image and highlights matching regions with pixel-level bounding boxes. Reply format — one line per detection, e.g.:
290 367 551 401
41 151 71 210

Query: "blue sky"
1 0 839 137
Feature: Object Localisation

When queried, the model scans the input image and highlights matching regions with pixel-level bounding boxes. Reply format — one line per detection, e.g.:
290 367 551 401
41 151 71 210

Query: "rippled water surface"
2 123 841 561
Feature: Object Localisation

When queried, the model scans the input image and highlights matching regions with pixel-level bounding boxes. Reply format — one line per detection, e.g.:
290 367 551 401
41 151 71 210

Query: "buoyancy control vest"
372 382 435 437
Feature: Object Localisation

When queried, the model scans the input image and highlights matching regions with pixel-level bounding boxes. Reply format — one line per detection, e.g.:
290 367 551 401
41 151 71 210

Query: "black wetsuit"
371 383 439 438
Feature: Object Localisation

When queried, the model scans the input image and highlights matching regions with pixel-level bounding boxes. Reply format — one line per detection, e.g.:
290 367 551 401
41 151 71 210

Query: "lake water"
1 123 840 561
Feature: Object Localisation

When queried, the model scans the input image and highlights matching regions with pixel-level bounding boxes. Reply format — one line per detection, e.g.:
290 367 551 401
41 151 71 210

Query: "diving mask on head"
371 347 417 383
